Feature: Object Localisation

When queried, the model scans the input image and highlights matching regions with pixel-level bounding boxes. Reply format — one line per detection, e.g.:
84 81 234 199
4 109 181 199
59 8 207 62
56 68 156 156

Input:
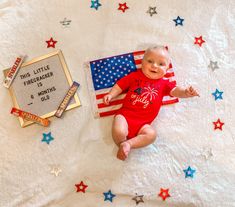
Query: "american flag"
86 50 178 118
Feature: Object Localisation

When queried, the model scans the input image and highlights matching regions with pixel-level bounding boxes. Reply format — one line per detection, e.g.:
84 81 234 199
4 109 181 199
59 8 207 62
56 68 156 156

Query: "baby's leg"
117 124 156 161
112 114 128 146
126 124 157 149
112 115 131 160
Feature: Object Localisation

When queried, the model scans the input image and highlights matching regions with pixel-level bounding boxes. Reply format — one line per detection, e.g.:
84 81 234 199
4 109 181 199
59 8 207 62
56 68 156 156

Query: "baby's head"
141 45 170 79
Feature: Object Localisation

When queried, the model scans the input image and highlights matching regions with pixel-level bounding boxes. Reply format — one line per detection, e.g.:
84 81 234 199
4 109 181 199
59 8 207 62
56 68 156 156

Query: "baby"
103 46 199 161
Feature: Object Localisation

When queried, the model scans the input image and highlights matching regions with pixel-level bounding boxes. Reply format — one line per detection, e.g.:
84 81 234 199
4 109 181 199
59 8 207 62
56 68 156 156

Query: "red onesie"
116 69 176 139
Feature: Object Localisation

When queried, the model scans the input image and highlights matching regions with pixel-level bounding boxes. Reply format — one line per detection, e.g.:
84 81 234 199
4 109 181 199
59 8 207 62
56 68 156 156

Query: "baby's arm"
103 84 123 105
170 86 199 98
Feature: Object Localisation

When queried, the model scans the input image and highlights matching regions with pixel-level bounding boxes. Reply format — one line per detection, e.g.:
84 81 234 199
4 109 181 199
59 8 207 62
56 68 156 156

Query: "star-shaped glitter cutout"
213 118 224 130
50 165 62 177
60 17 71 27
194 36 205 47
183 166 196 178
202 148 213 160
90 0 102 10
118 2 129 13
158 188 170 201
146 6 157 17
41 132 54 144
103 190 116 202
132 193 144 205
212 88 223 101
46 37 57 48
75 181 88 193
208 60 219 71
173 16 184 26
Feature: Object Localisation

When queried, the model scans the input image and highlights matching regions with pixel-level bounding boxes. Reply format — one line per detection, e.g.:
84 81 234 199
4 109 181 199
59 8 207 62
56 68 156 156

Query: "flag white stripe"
162 96 177 101
98 104 123 113
96 93 126 104
134 54 144 60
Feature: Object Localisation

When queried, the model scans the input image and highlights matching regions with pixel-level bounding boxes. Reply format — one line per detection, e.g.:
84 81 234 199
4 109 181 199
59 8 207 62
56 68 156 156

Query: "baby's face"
141 48 169 79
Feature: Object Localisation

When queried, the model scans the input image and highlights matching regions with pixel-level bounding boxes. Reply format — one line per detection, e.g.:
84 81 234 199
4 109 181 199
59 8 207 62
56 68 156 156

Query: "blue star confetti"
90 0 102 10
41 132 54 144
212 89 223 101
183 166 196 178
103 190 116 202
173 16 184 26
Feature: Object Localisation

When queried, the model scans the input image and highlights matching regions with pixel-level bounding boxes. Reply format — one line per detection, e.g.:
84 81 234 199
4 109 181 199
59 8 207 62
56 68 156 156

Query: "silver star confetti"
50 165 62 177
60 18 72 27
132 193 144 205
146 6 157 17
208 60 219 71
202 148 213 160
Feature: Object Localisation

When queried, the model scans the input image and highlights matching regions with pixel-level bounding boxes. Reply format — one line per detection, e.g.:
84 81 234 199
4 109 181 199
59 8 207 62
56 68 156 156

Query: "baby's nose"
152 63 158 68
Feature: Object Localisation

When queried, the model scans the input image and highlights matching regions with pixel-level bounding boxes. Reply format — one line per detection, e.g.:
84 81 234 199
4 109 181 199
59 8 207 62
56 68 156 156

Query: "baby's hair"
144 45 168 55
143 45 171 63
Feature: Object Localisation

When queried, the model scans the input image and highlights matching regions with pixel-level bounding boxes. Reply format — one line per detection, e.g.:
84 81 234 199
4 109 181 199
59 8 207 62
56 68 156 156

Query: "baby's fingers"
190 87 200 97
104 96 111 105
186 86 199 97
103 96 108 105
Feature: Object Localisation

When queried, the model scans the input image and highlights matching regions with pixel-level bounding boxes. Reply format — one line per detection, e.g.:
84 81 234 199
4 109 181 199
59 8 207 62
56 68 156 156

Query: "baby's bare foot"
117 141 131 161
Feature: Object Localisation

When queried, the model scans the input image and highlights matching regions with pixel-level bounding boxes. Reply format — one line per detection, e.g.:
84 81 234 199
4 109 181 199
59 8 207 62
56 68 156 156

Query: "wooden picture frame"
3 50 81 127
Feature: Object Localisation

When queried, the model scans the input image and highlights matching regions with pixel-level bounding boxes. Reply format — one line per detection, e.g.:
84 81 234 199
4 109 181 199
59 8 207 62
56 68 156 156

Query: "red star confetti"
194 35 205 47
213 118 224 130
118 2 129 12
158 188 170 201
75 181 88 193
46 37 57 48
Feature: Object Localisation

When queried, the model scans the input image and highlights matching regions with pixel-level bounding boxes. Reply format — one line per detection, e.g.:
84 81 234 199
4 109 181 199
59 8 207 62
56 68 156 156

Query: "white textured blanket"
0 0 235 206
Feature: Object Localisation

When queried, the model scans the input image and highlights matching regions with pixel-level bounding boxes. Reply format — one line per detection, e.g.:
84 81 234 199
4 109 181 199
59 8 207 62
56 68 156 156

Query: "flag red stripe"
134 59 142 65
99 109 119 117
133 51 145 56
97 99 123 108
165 72 175 78
162 98 179 105
96 93 109 99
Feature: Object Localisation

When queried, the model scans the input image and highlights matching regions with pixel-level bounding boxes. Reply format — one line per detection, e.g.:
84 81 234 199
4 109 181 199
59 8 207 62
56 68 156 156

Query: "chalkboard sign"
3 50 81 127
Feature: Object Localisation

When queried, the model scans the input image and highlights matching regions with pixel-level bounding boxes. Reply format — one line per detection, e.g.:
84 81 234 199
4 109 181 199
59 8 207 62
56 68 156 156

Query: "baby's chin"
143 72 164 79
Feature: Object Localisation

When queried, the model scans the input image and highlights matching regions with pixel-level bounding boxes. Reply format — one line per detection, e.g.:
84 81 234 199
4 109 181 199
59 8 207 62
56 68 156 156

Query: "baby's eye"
159 62 165 66
147 60 153 63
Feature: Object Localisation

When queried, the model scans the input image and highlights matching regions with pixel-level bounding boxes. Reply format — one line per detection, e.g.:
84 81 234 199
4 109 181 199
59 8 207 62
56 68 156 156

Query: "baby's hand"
185 86 200 97
103 94 112 105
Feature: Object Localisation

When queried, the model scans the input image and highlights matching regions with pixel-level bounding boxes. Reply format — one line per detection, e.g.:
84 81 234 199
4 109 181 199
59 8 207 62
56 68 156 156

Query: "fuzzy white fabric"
0 0 235 206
